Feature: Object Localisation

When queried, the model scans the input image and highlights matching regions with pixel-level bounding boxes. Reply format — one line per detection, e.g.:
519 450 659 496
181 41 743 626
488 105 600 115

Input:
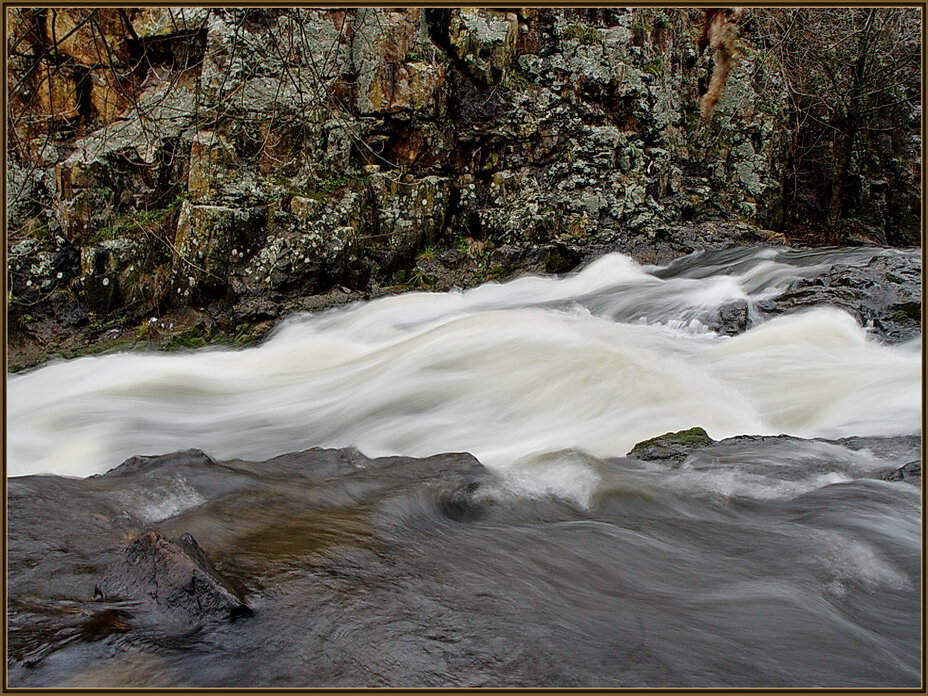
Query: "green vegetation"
417 245 440 261
632 9 671 41
891 302 920 322
160 323 228 352
562 24 602 46
233 327 258 348
61 335 136 360
884 272 905 284
393 268 436 288
315 176 351 193
91 192 188 243
454 236 471 255
758 103 780 116
644 57 666 78
162 332 209 351
485 264 515 281
629 427 713 456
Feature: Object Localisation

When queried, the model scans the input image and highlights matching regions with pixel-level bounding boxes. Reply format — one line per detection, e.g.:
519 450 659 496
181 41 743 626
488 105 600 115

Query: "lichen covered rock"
172 201 265 300
448 9 519 85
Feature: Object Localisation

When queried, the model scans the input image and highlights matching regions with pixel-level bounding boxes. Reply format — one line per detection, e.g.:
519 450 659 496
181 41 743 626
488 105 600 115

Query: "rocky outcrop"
629 430 922 485
882 460 921 485
98 530 252 622
755 252 922 344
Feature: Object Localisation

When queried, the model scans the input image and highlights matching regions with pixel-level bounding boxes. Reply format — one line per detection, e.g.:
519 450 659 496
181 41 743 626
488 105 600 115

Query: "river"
7 245 922 687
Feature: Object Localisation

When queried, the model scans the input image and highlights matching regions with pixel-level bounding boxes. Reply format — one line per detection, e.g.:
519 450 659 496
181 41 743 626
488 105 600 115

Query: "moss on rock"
629 427 714 462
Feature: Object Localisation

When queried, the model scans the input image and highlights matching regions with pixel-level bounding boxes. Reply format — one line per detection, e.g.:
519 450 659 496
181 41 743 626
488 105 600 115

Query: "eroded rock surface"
97 530 252 622
8 439 920 687
755 253 922 344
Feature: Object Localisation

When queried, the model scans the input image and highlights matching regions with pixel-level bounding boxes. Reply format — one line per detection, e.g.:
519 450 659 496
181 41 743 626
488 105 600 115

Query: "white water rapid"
8 246 920 487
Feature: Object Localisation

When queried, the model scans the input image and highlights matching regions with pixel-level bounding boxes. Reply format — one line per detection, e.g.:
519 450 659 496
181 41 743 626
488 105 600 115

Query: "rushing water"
6 245 923 687
8 246 921 480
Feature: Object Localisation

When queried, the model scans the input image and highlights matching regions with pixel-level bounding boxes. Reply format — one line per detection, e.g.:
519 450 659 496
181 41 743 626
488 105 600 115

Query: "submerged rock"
707 299 749 336
628 431 922 491
98 530 252 622
7 440 920 688
882 460 921 485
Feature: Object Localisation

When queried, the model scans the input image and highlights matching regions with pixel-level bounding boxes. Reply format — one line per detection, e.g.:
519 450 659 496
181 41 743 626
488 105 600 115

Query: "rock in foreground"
98 530 252 623
7 439 920 688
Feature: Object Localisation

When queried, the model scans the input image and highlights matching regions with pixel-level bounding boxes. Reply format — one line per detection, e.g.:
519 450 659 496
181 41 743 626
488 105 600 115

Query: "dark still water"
7 247 922 687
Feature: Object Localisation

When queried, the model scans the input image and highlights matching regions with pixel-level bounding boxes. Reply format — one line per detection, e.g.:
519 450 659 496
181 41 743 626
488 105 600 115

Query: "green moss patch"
629 427 714 462
562 24 602 46
891 302 921 322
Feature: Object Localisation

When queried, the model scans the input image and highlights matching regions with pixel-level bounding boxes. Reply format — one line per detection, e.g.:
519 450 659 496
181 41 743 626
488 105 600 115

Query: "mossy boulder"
628 427 714 462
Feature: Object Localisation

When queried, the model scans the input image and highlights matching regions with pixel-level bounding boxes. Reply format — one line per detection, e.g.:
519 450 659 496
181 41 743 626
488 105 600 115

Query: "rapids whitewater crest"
6 246 923 687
